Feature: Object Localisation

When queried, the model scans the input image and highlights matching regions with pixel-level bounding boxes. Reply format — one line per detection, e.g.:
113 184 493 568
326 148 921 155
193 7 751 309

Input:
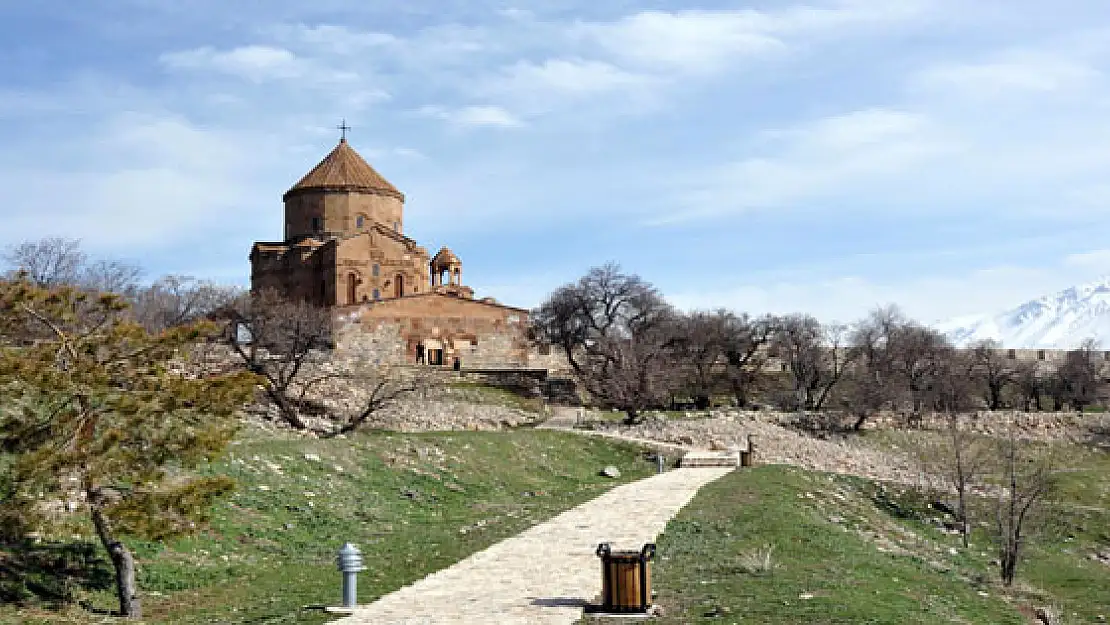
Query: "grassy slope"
648 460 1110 624
860 429 1110 619
2 428 654 624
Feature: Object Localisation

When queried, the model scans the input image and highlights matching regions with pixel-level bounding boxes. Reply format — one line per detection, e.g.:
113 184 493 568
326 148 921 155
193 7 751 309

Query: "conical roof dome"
432 246 461 266
284 138 403 200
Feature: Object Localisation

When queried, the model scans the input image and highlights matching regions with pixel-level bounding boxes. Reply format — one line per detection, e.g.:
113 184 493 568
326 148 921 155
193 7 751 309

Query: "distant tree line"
1 237 243 334
532 263 1109 426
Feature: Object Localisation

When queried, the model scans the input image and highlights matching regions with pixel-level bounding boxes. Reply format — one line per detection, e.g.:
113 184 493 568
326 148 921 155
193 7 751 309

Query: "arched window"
372 289 380 300
372 264 380 277
393 221 400 232
356 215 365 228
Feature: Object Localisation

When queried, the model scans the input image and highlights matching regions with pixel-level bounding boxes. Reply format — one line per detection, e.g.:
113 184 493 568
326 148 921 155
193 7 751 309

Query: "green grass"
445 381 546 413
644 456 1110 624
1 427 655 624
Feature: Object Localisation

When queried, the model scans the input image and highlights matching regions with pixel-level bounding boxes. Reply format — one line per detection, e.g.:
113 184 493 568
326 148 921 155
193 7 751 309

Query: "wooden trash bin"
596 543 656 613
741 434 756 467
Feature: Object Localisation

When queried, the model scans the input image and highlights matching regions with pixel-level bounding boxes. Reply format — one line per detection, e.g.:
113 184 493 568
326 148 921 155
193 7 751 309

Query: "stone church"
250 134 559 370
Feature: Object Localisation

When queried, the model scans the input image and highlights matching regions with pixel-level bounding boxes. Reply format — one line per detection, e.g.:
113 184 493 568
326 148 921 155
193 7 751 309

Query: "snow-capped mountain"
935 276 1110 349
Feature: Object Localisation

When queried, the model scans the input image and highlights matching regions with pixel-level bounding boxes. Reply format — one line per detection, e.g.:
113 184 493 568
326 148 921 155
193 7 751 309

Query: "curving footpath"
331 466 732 625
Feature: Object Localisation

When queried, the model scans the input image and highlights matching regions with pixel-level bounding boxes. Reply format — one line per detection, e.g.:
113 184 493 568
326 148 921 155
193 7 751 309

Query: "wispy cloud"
667 258 1105 325
914 52 1102 98
573 1 927 74
416 104 524 128
5 0 1110 323
651 108 958 224
160 45 359 84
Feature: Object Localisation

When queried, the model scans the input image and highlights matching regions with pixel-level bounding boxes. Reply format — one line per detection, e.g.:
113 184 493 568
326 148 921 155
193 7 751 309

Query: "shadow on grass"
0 540 113 608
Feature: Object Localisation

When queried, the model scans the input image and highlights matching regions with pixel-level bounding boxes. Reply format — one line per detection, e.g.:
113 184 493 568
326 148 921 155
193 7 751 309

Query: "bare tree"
2 237 87 287
835 306 905 430
81 258 144 297
773 315 855 411
1012 359 1044 412
1058 338 1105 411
1043 363 1068 411
917 359 989 548
225 289 333 429
992 425 1058 586
942 414 991 548
888 323 951 421
722 314 776 408
532 263 681 423
671 310 733 409
969 339 1014 410
316 364 430 438
134 275 243 333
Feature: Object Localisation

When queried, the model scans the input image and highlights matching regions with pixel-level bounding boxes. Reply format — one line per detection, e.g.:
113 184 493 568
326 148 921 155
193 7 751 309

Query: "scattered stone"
303 453 321 462
1035 606 1062 625
599 466 621 479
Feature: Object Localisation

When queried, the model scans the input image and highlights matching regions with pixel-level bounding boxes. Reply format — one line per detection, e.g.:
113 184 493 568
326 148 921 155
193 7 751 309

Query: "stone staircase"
679 450 741 468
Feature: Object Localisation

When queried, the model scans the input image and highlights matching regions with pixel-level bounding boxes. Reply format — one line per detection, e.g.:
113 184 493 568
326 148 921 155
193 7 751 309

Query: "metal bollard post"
336 543 365 608
656 454 665 474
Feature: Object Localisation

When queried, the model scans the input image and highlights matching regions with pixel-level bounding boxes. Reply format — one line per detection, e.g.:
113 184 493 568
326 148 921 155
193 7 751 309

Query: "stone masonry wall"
332 295 569 371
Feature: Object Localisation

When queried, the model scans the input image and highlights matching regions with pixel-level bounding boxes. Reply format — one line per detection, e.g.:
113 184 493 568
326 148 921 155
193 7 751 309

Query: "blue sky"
3 0 1110 324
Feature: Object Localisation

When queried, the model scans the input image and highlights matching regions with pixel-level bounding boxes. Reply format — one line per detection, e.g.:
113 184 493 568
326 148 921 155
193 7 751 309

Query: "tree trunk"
956 488 970 549
267 387 307 429
623 408 643 425
1000 546 1017 586
91 505 141 618
852 412 870 431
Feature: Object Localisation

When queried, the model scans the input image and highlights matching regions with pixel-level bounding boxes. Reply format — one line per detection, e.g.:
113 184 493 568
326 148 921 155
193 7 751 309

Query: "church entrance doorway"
394 274 405 298
423 338 445 366
347 273 357 305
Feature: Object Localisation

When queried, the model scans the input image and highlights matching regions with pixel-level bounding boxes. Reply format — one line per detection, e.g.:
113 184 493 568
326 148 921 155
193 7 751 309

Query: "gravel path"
331 466 732 625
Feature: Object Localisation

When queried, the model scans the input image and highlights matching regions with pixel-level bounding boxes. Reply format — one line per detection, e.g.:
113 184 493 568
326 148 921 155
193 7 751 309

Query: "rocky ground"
577 407 1110 487
244 378 544 435
581 410 936 486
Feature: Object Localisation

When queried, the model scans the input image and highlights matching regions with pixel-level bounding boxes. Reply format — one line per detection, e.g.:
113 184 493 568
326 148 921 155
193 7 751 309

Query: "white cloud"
574 1 928 74
652 108 958 224
576 10 784 72
160 45 357 84
667 259 1102 325
486 58 654 97
914 52 1102 98
1063 248 1110 271
0 111 286 254
417 104 524 128
280 24 398 55
471 58 662 119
